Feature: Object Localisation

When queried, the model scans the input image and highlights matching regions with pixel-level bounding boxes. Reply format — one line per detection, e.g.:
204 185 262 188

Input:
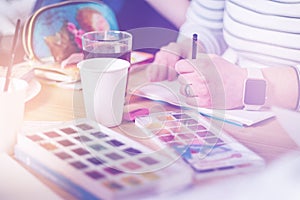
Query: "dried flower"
67 22 85 49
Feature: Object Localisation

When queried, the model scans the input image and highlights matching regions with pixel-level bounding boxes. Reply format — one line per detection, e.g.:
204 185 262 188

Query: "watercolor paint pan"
135 110 265 179
15 118 192 200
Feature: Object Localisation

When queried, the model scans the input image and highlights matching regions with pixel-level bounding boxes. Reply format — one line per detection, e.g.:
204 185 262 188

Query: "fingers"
175 54 217 75
155 60 169 81
179 82 209 97
146 62 169 82
167 67 178 81
177 72 211 108
175 58 212 108
175 59 195 74
177 72 206 85
161 42 181 55
147 49 181 82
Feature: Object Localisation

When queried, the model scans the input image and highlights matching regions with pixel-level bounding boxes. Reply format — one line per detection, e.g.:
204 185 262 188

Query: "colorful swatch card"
135 111 265 179
15 119 192 200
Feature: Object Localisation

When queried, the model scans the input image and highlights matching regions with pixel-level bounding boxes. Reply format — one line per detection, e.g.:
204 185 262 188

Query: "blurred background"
0 0 181 66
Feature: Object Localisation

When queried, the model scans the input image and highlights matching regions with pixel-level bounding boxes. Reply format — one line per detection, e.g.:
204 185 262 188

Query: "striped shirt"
179 0 300 68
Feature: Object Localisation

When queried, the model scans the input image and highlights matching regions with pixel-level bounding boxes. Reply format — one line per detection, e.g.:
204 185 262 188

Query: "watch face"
244 79 267 105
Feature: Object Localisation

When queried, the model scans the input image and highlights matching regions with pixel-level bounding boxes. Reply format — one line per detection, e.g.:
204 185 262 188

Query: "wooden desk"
23 67 300 198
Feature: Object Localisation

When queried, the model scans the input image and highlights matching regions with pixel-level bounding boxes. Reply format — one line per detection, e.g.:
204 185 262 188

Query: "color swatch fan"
15 119 192 200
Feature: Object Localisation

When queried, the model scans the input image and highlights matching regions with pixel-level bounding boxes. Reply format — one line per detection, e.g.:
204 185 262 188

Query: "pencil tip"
193 33 198 40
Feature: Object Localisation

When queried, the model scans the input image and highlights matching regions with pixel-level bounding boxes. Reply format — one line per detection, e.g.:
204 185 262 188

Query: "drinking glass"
82 31 132 62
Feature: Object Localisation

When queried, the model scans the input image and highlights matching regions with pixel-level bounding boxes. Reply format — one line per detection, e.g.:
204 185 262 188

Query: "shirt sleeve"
177 0 227 55
293 64 300 111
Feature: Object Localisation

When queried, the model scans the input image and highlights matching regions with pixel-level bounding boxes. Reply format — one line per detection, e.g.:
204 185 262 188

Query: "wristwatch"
243 68 267 110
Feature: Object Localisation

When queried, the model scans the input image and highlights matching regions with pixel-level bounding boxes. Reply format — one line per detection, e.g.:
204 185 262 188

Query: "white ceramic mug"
0 77 28 154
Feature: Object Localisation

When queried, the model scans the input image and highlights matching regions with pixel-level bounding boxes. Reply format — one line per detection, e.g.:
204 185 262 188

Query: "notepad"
130 80 274 126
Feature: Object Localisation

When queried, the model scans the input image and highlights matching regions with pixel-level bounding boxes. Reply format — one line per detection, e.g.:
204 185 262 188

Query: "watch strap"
293 65 300 111
247 67 264 79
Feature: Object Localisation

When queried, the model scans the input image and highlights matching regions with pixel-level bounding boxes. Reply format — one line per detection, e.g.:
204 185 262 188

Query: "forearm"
146 0 190 28
263 67 298 109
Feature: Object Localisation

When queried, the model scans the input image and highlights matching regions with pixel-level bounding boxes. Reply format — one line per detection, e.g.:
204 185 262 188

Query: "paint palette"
15 119 192 200
135 111 265 179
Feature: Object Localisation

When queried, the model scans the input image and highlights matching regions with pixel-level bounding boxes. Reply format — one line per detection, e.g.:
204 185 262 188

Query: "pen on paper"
3 19 21 92
192 33 198 59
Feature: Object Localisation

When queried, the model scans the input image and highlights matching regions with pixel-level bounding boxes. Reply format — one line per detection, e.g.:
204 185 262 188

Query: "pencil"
3 19 21 92
192 33 198 59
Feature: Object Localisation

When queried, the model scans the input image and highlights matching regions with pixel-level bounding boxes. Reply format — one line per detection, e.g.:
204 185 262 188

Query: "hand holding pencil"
146 42 182 82
175 52 248 109
147 33 202 82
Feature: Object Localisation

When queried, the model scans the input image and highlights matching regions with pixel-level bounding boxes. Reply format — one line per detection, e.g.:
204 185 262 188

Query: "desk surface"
23 66 299 199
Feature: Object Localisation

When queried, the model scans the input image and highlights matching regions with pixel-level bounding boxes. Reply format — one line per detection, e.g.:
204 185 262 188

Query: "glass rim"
82 30 132 43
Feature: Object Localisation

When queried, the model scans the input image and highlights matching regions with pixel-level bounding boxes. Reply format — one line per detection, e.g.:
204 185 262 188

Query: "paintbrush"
3 19 21 92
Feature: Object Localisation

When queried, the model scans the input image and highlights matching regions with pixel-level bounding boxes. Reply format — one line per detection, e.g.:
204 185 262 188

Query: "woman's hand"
175 54 247 109
146 42 182 82
146 38 206 82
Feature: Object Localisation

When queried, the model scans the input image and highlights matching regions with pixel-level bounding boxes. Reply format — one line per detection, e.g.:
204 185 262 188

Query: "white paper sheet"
143 152 300 200
0 153 63 200
273 107 300 147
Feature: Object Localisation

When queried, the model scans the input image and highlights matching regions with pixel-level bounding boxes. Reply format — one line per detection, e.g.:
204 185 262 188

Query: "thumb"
175 59 196 74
